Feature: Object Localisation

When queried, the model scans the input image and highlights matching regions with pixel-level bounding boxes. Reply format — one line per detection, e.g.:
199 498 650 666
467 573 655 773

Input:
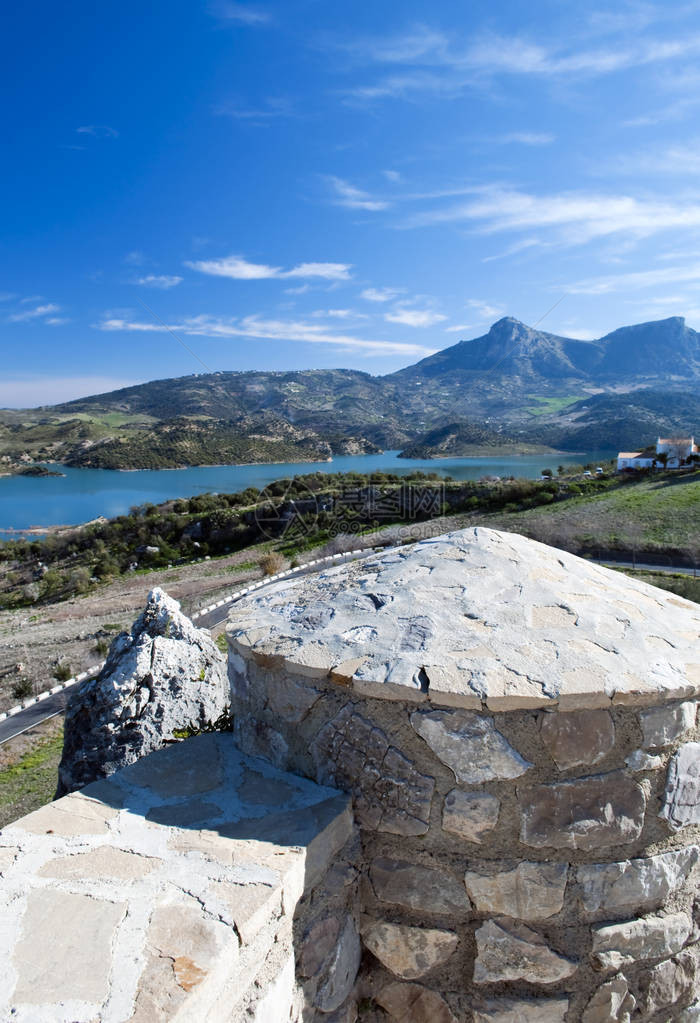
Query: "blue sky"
5 0 700 406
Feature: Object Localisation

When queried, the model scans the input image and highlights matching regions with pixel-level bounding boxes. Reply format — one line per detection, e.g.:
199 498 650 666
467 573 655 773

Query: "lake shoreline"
0 449 615 535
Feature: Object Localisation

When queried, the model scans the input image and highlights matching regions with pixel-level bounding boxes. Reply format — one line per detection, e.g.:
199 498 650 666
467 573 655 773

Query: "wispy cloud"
209 1 270 25
384 308 447 328
76 125 119 138
383 169 403 182
216 96 294 120
404 184 700 247
96 313 432 357
326 176 390 211
8 303 61 323
186 255 353 281
497 131 555 146
135 274 183 289
339 24 700 102
467 299 505 320
361 286 403 302
567 262 700 295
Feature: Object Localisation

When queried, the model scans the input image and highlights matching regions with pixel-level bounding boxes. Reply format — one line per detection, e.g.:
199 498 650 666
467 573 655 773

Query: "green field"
480 473 700 556
525 394 585 416
0 727 64 828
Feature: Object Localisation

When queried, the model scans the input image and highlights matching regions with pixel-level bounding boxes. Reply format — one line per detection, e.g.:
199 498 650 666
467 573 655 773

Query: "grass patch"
479 472 700 555
0 728 64 828
616 569 700 605
525 394 584 416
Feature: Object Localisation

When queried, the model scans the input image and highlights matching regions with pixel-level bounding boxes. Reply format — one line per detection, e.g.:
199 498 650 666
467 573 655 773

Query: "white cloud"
567 262 700 294
384 308 447 328
361 286 402 302
96 314 433 357
383 169 403 182
135 274 183 289
216 96 293 119
209 1 270 25
444 323 474 333
0 376 139 408
467 299 505 320
311 308 367 320
8 303 61 323
76 125 119 138
498 131 555 146
45 317 71 325
340 24 700 102
405 184 700 247
326 177 390 211
186 255 353 281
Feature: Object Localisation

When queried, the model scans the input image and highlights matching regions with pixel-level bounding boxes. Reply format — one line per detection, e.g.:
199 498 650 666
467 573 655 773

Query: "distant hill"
1 316 698 468
398 420 550 459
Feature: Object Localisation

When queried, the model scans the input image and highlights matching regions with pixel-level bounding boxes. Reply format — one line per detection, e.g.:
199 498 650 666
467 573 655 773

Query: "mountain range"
2 316 699 468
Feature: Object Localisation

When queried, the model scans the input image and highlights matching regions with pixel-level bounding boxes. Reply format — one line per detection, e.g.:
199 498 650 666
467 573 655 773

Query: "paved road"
0 549 695 746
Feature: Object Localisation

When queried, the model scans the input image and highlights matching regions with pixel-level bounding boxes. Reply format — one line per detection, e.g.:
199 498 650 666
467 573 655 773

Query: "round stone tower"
226 527 700 1021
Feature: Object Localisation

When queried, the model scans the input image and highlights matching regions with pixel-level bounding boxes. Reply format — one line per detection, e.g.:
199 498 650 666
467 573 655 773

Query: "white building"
617 435 697 471
655 436 697 468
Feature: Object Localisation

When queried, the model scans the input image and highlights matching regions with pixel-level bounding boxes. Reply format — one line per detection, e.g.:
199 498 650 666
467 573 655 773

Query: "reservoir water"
0 450 611 533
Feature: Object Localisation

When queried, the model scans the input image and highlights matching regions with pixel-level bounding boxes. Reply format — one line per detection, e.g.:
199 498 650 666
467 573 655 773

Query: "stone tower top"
228 527 700 711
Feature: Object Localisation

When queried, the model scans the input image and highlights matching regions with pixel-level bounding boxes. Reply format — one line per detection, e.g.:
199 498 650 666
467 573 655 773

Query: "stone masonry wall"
0 734 358 1023
229 638 700 1022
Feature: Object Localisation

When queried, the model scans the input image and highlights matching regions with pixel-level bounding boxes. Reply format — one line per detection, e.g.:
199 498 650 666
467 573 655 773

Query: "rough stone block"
473 919 577 985
361 919 458 980
370 858 470 916
591 911 692 970
442 789 500 843
311 707 434 835
636 948 698 1017
410 708 531 784
576 846 700 916
581 975 635 1023
640 701 697 748
314 915 361 1013
38 845 159 881
660 742 700 831
471 997 569 1022
265 675 320 723
519 772 646 850
539 708 615 769
12 890 126 1004
376 982 458 1023
464 861 568 920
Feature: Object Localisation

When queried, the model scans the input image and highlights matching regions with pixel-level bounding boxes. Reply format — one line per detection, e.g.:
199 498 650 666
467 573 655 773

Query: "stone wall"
227 528 700 1022
0 734 357 1023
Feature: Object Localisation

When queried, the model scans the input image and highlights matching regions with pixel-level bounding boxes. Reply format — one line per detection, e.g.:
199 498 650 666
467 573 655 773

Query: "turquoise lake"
0 450 612 533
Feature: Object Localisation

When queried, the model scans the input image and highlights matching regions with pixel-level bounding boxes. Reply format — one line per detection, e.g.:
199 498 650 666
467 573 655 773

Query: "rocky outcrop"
56 588 228 796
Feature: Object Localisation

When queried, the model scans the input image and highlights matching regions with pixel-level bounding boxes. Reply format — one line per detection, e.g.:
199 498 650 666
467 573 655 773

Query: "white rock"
410 709 531 784
660 742 700 830
576 846 700 916
57 588 229 796
640 701 697 748
591 911 692 970
473 919 577 984
465 861 568 920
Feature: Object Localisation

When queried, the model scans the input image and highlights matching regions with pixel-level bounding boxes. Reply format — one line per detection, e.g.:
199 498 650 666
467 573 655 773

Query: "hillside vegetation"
1 315 699 469
479 472 700 558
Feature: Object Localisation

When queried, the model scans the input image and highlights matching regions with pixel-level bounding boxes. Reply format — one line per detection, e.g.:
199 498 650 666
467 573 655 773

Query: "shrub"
11 677 33 700
53 660 73 682
259 552 286 576
94 637 110 656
